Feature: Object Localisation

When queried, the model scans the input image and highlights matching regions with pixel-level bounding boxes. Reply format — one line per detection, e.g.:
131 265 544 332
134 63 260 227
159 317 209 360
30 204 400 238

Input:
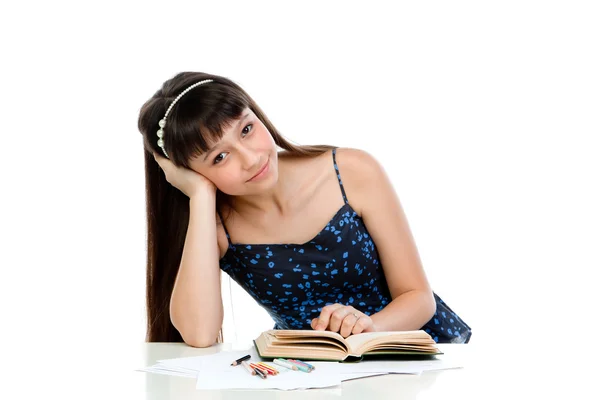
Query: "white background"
1 0 599 398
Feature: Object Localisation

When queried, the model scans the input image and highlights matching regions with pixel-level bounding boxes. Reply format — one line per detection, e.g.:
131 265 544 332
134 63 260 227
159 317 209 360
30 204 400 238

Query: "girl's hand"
311 303 377 338
153 152 216 197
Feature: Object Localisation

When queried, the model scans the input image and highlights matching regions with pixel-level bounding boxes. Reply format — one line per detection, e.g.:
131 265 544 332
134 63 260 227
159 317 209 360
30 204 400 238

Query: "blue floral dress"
218 148 471 343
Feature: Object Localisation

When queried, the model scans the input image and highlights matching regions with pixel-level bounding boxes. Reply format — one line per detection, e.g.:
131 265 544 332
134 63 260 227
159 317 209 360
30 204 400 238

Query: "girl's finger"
339 313 361 338
351 316 370 335
327 306 356 333
314 304 343 331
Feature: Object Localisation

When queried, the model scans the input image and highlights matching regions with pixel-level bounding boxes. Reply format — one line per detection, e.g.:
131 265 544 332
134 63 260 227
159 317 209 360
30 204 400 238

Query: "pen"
241 360 256 375
231 354 251 366
273 358 298 371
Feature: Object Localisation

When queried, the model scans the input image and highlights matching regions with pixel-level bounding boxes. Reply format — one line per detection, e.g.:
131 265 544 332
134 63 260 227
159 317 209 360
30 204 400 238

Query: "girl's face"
188 108 279 195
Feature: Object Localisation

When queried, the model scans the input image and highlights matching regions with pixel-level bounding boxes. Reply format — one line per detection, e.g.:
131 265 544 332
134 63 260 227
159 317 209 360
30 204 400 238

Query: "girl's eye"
213 124 253 165
213 152 226 164
242 123 253 136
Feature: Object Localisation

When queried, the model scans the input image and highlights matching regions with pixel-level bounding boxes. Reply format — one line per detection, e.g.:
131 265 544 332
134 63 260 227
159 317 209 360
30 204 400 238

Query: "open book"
254 329 442 362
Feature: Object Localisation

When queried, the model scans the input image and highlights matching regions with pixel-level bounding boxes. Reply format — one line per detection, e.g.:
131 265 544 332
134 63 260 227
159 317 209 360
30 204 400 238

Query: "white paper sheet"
139 346 463 390
196 363 342 390
191 348 342 390
137 366 196 378
309 357 462 374
339 372 388 381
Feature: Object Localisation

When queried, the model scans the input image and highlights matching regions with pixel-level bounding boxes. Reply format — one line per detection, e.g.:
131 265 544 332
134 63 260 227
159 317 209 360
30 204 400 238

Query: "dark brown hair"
137 72 335 343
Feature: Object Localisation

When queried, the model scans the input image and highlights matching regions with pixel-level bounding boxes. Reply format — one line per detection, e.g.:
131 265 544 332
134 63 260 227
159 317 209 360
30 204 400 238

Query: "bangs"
164 83 250 169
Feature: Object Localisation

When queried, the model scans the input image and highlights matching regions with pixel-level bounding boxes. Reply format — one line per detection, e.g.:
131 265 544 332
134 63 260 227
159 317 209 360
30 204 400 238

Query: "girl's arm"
170 189 224 347
338 148 436 331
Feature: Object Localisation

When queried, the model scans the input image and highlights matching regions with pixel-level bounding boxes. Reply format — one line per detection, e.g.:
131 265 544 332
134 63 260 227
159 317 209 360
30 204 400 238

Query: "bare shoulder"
333 147 388 216
277 148 338 181
334 147 384 180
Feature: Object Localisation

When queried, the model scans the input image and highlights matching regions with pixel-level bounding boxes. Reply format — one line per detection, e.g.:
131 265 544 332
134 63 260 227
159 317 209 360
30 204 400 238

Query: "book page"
257 330 439 360
344 331 437 356
256 330 351 361
267 330 350 352
271 337 347 352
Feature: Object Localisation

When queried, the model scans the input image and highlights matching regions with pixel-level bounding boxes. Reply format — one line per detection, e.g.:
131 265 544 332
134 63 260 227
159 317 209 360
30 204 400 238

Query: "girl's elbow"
424 290 437 320
173 318 219 348
183 332 218 348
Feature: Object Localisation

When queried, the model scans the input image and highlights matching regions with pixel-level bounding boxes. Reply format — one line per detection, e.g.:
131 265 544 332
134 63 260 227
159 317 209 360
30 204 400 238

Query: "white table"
119 341 597 399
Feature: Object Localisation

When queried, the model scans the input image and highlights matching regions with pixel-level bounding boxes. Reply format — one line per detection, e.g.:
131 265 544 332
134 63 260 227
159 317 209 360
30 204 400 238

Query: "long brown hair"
137 72 335 342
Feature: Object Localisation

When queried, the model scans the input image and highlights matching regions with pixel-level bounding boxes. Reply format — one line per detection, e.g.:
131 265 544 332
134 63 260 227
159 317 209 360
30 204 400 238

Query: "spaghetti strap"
217 209 232 245
332 148 349 204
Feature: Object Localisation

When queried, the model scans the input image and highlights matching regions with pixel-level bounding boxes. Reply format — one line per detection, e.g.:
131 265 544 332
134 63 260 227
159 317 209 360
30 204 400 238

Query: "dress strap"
332 148 349 204
217 209 232 245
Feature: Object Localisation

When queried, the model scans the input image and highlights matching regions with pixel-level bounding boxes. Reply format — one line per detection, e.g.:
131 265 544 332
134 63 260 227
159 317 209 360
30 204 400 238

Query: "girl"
137 72 471 347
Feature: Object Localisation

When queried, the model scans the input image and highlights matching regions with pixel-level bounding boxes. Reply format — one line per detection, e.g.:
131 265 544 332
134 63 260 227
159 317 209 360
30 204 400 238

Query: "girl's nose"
238 146 260 170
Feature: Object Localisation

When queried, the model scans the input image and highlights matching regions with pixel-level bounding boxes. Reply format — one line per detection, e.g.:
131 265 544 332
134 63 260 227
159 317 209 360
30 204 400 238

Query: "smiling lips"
248 159 269 181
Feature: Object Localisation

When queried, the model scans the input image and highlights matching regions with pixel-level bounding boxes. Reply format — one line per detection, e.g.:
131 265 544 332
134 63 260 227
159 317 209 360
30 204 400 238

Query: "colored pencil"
285 359 311 373
250 363 276 375
240 360 255 375
231 354 251 366
253 367 267 379
257 362 279 374
291 359 315 371
273 358 298 370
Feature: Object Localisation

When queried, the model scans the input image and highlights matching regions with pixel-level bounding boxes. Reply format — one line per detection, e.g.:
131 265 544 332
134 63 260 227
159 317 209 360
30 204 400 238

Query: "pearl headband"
157 79 214 158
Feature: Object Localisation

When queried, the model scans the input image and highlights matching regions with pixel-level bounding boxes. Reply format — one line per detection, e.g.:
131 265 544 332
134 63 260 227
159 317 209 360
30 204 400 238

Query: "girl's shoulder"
333 147 382 177
330 147 387 217
277 146 382 177
279 146 385 216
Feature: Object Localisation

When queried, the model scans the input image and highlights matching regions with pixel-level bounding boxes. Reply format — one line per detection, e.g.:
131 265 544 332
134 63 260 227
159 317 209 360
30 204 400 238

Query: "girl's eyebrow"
203 113 251 162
